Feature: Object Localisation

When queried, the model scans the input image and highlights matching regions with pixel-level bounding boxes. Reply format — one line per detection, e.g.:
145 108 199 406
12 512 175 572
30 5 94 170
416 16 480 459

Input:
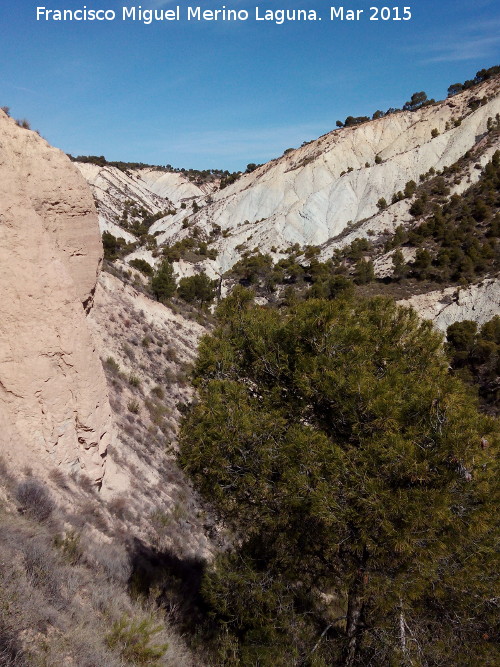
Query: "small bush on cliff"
409 198 425 216
15 118 31 129
177 273 218 307
102 231 132 261
129 258 154 276
404 179 417 198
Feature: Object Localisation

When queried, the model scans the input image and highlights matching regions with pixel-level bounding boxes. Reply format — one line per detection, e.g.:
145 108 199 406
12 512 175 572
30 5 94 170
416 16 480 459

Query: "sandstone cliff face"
0 110 112 482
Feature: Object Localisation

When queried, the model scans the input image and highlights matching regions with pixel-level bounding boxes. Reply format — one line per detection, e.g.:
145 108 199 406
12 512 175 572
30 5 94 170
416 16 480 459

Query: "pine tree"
353 258 374 284
391 249 407 280
177 273 217 306
180 293 499 665
151 259 176 302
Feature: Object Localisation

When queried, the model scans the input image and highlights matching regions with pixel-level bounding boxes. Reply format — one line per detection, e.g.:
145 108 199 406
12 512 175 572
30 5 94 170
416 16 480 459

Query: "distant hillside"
76 69 499 326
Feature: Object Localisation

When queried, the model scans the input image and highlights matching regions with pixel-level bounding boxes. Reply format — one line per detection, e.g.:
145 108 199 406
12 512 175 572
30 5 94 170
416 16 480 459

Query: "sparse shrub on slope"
0 463 196 666
130 258 154 276
161 234 217 262
102 231 134 261
229 251 274 287
105 614 169 665
382 151 500 286
177 273 218 307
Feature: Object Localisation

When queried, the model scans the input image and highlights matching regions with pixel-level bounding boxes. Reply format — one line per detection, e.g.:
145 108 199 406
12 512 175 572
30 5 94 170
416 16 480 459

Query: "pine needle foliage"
180 289 499 665
151 259 176 302
105 614 169 665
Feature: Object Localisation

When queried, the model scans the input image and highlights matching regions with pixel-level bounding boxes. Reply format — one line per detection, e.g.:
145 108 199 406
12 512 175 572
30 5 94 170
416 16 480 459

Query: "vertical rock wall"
0 110 112 482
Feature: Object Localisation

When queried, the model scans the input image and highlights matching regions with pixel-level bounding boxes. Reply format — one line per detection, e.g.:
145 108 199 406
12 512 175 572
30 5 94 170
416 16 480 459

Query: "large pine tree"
180 290 499 665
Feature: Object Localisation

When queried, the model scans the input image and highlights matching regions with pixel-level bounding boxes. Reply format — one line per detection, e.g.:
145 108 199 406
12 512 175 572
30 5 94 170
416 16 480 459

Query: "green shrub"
177 273 218 306
151 385 165 400
127 400 140 414
105 614 168 665
129 258 154 276
102 231 133 261
403 91 428 111
105 356 120 374
409 198 425 217
404 180 417 198
53 531 82 565
151 259 176 302
353 258 375 284
129 374 141 388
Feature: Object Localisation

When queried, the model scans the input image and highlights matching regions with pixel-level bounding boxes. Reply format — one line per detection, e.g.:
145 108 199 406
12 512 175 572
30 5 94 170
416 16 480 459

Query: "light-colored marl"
401 277 500 331
151 78 500 272
80 79 500 279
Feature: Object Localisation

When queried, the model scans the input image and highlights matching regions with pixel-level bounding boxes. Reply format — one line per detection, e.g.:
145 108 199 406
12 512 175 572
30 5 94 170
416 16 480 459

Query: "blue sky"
1 1 499 170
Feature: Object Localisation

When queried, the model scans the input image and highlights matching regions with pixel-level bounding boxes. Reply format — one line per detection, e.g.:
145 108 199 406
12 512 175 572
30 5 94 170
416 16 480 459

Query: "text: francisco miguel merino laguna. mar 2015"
35 5 413 25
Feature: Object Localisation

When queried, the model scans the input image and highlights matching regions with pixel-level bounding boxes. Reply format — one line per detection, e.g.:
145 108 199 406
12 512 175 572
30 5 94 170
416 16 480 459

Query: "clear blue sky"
1 1 499 171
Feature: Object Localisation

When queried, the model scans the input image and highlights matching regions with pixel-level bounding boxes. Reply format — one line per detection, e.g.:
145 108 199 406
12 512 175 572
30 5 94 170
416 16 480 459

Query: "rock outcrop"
401 278 500 331
0 110 113 483
76 75 500 338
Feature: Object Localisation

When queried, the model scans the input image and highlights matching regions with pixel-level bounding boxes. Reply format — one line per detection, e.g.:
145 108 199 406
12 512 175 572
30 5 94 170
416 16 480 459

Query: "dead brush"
108 495 131 522
22 539 61 600
48 467 70 490
16 479 55 523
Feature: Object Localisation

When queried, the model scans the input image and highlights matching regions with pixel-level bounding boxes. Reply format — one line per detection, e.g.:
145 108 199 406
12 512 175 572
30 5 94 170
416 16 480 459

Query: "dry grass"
0 466 200 667
48 467 70 490
72 472 98 495
108 495 132 522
